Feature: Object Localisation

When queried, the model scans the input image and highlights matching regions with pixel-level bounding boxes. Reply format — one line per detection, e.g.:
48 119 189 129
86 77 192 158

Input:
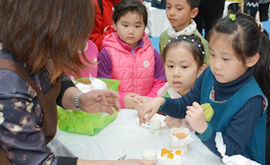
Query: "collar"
167 19 197 38
213 67 254 94
116 35 144 52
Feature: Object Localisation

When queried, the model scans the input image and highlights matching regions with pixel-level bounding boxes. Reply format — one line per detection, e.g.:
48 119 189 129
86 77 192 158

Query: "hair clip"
173 37 205 58
229 14 236 21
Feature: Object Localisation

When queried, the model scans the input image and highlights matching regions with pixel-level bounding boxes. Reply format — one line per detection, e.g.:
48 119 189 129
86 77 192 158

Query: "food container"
57 78 120 136
169 127 194 151
157 148 186 165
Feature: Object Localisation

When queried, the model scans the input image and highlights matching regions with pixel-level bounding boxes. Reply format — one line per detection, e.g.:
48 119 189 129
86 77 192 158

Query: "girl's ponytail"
257 30 270 125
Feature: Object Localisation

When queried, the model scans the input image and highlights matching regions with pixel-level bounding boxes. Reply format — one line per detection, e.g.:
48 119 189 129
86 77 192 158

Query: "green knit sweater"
159 29 210 66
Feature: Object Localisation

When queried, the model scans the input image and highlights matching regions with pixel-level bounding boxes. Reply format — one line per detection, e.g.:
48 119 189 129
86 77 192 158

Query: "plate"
137 113 167 128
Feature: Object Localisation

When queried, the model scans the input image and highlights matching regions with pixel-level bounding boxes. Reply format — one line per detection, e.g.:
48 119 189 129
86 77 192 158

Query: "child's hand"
138 97 165 125
185 102 208 134
164 116 182 129
133 96 150 112
124 93 138 109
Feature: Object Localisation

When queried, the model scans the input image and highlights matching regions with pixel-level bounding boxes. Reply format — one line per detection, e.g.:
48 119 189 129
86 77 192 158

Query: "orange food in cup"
172 132 188 140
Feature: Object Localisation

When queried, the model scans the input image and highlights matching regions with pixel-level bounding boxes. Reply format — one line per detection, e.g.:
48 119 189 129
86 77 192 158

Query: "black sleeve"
57 157 78 165
56 73 75 107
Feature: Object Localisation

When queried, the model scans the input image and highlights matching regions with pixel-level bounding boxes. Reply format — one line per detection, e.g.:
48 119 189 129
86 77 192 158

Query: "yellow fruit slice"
175 150 181 155
201 103 214 121
167 151 174 159
161 148 170 157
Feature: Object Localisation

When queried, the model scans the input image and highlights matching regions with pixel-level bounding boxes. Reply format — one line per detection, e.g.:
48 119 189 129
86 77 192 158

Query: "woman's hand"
185 102 208 134
164 116 182 129
79 90 120 115
138 97 165 125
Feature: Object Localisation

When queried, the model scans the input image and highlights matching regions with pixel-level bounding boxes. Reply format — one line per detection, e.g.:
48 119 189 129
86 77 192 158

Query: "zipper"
133 52 137 93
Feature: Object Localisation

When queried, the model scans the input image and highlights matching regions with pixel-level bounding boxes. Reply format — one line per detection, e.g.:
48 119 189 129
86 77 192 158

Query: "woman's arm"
61 86 120 115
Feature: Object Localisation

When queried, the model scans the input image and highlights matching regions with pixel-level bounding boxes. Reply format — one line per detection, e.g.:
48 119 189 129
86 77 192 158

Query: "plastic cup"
149 119 161 135
141 149 157 160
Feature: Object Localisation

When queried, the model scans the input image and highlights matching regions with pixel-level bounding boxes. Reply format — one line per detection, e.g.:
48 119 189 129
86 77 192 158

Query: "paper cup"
149 119 161 135
141 149 157 160
169 127 194 150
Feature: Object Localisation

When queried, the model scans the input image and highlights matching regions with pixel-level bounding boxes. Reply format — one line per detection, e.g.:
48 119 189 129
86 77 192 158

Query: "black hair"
186 0 201 9
166 0 200 9
113 0 147 26
162 34 205 68
208 12 270 124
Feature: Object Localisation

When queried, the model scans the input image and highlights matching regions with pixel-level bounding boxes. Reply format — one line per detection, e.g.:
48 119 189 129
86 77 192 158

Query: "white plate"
137 113 167 128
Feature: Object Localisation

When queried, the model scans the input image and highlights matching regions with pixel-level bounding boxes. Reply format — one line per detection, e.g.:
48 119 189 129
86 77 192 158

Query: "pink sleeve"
147 78 166 98
118 91 127 108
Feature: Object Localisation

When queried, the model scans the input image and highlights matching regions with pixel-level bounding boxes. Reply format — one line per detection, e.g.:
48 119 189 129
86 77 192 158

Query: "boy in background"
159 0 210 65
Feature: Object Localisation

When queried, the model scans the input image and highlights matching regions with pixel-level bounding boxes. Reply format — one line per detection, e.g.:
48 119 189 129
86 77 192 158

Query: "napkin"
71 74 107 93
157 148 186 165
169 127 194 149
215 132 261 165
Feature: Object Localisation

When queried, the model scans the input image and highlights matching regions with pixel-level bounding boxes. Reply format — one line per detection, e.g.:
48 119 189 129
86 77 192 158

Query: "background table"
48 109 224 164
146 7 170 37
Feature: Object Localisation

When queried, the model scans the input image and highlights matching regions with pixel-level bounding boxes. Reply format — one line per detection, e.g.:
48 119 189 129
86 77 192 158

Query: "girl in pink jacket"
97 0 166 108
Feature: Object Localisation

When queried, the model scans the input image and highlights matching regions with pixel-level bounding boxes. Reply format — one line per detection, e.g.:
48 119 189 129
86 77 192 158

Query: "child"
97 0 166 108
159 0 210 65
138 12 270 164
135 34 207 129
90 0 142 51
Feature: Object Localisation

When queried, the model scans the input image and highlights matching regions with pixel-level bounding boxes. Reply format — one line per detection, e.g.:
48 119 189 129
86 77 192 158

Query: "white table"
146 7 170 37
48 109 223 164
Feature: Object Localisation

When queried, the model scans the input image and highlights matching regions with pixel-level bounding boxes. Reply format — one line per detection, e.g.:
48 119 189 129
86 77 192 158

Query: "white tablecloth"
146 7 170 37
48 109 224 164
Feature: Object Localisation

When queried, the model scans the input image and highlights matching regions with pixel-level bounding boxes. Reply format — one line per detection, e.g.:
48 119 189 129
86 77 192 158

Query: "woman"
0 0 156 165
